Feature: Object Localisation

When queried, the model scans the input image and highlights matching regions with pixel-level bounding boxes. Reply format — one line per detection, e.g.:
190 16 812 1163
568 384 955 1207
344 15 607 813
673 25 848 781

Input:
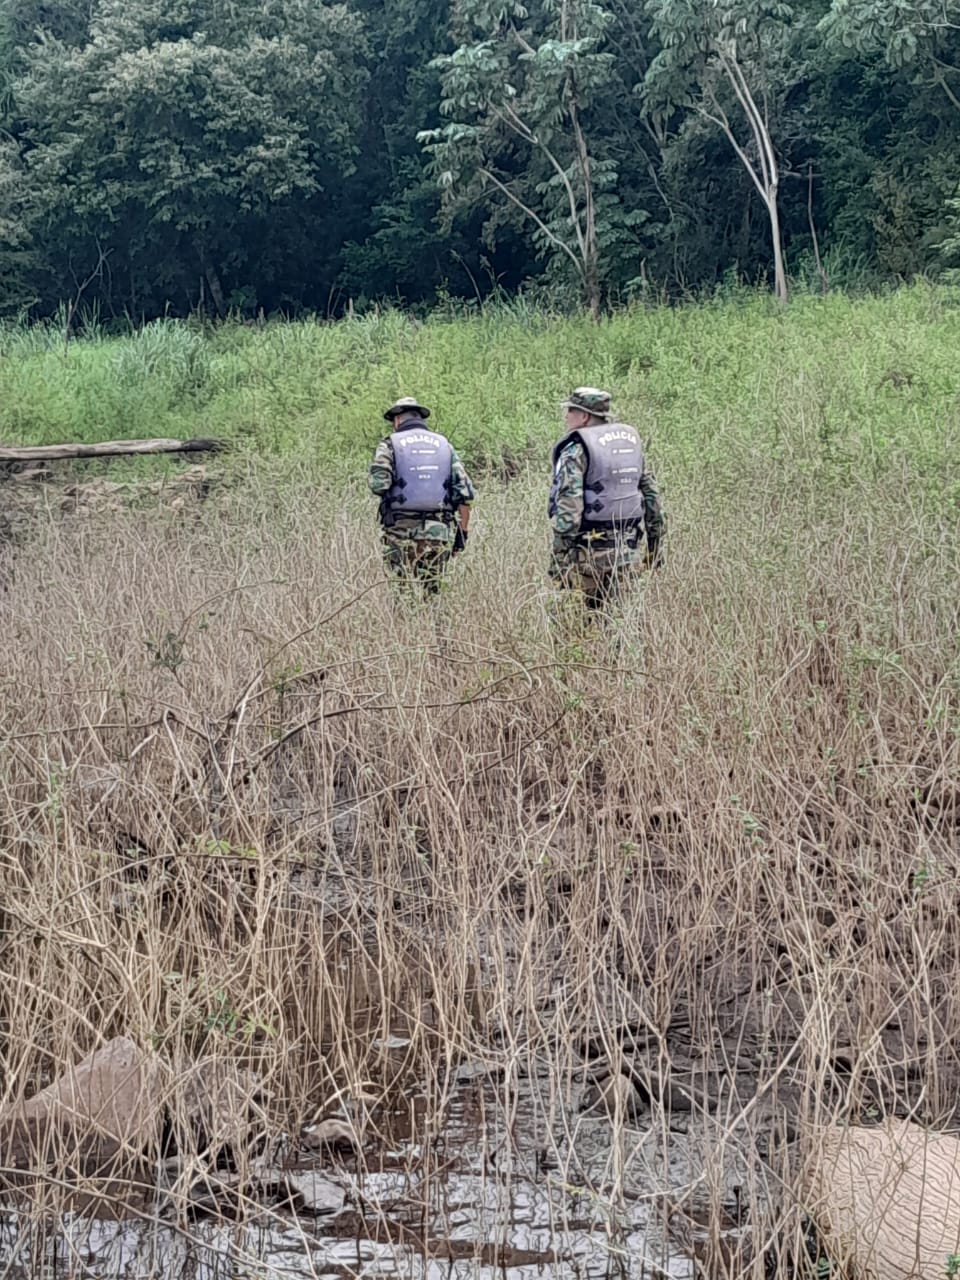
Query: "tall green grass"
2 286 959 507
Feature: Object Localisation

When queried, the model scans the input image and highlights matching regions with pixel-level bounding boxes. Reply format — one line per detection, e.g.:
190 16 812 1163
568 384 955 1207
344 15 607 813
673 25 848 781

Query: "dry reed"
0 464 958 1278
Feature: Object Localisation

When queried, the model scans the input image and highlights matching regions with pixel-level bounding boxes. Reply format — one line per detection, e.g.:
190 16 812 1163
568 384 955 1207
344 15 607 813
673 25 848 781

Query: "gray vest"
552 423 645 529
388 423 454 514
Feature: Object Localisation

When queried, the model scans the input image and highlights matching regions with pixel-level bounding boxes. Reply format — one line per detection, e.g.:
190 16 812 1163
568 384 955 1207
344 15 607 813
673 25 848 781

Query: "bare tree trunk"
707 52 789 305
198 245 226 317
566 61 602 320
204 263 226 317
767 182 788 305
807 162 829 293
736 193 752 276
583 256 601 322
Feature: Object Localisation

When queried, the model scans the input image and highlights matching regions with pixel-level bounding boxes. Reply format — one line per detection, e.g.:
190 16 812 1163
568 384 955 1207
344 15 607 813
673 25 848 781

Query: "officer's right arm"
369 439 394 495
549 443 586 574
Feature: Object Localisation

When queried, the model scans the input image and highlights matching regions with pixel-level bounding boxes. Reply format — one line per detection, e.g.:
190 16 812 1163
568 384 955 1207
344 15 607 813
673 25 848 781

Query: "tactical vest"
387 422 454 514
550 423 645 530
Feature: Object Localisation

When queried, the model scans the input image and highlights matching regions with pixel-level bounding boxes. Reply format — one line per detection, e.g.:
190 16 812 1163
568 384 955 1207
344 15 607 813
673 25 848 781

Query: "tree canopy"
0 0 959 316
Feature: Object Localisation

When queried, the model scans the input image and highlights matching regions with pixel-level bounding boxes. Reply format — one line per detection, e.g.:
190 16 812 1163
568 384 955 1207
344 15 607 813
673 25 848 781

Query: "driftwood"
0 436 225 463
802 1119 960 1279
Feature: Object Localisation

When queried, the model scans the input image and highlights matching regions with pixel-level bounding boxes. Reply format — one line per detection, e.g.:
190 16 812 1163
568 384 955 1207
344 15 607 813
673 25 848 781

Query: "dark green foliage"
0 0 958 316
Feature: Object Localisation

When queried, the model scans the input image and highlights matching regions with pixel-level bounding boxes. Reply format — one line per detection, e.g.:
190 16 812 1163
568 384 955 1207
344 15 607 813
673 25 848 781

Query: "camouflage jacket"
369 425 475 543
550 435 664 562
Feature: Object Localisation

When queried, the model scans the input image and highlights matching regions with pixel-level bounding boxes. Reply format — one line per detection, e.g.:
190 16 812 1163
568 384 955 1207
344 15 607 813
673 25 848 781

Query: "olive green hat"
560 386 613 420
384 396 431 421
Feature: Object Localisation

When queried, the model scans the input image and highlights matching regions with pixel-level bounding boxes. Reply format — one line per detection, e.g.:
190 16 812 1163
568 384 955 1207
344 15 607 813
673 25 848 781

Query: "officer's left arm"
549 444 586 574
639 463 664 567
450 449 475 531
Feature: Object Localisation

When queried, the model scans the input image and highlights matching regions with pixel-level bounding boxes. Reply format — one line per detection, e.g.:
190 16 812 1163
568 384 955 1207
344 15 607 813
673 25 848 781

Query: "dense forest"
1 0 959 319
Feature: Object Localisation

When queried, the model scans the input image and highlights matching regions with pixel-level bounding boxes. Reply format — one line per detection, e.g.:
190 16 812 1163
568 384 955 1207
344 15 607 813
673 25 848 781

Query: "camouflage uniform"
550 387 664 610
369 399 475 594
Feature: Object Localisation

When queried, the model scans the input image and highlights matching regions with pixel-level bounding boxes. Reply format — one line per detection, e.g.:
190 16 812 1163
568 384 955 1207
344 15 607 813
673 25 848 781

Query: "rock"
301 1116 361 1154
580 1070 646 1122
0 1036 166 1192
282 1171 345 1215
454 1059 504 1084
185 1172 247 1219
802 1119 960 1279
171 1057 268 1164
6 1036 164 1149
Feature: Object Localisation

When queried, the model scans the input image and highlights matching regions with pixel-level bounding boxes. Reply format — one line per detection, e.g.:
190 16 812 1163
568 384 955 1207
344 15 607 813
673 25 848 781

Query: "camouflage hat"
384 395 431 421
560 387 613 420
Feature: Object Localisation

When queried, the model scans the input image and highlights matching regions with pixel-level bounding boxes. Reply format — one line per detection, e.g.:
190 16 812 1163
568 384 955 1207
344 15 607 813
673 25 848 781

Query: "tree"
644 0 802 303
936 177 960 280
336 0 517 308
0 140 36 314
419 0 635 317
820 0 960 108
3 0 366 315
816 0 960 279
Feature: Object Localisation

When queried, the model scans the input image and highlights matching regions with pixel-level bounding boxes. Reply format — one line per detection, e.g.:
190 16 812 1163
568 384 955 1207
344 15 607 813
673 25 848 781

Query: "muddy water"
0 1066 730 1279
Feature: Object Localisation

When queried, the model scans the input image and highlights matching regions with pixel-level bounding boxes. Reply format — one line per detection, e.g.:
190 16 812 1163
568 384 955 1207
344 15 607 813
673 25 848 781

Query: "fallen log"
0 436 226 462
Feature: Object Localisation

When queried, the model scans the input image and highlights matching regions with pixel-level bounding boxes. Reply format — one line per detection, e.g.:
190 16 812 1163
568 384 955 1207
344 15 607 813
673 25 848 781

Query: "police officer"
549 387 663 609
369 396 475 594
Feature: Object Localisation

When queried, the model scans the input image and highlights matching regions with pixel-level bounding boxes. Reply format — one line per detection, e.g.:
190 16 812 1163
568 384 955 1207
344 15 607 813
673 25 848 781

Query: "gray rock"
301 1116 361 1154
580 1070 647 1122
283 1172 345 1215
171 1057 268 1159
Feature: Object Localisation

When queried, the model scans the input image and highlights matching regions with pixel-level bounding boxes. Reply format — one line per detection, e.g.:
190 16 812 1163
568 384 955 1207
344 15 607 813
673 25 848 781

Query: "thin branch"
698 89 770 209
509 23 536 56
63 238 111 349
931 58 960 113
717 49 778 197
492 100 588 260
479 166 585 276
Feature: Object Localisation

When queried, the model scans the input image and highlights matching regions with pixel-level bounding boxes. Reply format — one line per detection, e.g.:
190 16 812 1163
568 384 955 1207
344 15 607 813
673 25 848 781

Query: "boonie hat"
384 396 431 421
560 387 612 420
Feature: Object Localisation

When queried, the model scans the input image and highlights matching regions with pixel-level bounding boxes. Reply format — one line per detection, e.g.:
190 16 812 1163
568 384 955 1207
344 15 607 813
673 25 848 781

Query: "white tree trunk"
767 182 788 304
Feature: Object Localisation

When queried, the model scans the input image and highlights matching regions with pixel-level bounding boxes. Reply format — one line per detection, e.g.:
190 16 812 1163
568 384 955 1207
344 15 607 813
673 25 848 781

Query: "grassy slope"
1 286 959 498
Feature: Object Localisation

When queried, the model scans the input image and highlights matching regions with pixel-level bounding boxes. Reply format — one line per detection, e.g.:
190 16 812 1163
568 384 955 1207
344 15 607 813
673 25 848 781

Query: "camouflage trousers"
550 539 641 611
381 531 453 595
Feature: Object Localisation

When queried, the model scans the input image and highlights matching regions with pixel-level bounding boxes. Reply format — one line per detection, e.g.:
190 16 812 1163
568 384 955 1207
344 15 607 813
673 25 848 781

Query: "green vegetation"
1 291 959 1273
2 287 959 500
3 0 960 314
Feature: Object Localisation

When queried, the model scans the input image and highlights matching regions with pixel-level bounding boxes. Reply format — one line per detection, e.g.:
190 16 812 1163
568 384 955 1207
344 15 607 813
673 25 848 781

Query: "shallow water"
0 1067 746 1279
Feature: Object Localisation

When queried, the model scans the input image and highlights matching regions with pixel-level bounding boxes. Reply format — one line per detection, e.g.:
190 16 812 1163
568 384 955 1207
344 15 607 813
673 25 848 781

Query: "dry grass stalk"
0 469 957 1276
